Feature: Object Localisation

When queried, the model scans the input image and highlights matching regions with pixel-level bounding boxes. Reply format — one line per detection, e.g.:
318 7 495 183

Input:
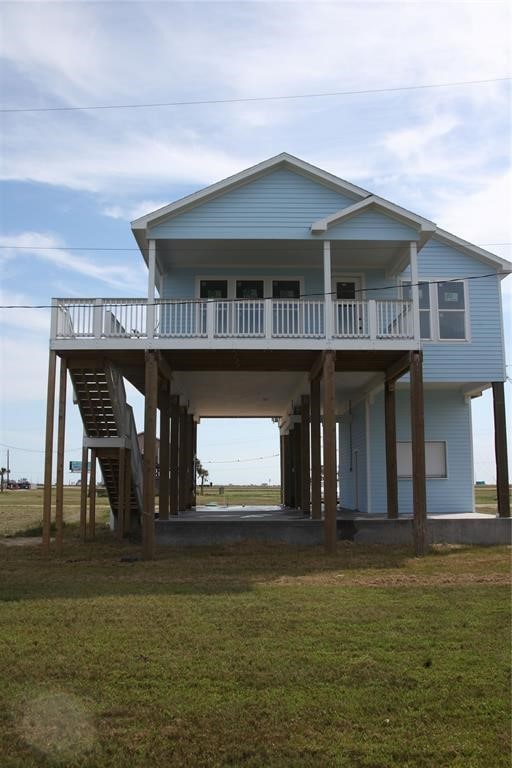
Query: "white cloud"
0 336 49 401
102 200 169 221
0 232 147 291
0 291 51 335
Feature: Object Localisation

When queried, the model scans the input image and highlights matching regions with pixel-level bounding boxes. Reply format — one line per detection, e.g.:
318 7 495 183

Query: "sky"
0 0 511 487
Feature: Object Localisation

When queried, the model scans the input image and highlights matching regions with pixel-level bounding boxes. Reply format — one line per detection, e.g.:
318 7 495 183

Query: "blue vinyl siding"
414 238 506 382
338 402 367 511
326 209 419 241
149 168 355 240
369 388 474 514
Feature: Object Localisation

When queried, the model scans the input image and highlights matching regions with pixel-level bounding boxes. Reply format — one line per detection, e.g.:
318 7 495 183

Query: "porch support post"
323 351 337 553
323 240 333 339
288 426 296 508
492 381 510 517
384 380 398 519
147 239 156 339
170 396 180 515
409 241 421 343
42 350 57 555
89 449 97 542
79 442 88 542
178 407 187 512
293 423 302 510
123 451 132 535
55 356 67 555
143 350 158 560
191 419 197 508
283 433 292 507
117 447 126 538
301 394 311 515
279 434 286 505
410 351 427 555
159 385 170 520
310 376 322 519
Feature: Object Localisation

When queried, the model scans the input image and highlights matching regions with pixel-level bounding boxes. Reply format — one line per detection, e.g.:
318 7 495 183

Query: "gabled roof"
131 152 512 277
131 152 371 230
310 195 437 249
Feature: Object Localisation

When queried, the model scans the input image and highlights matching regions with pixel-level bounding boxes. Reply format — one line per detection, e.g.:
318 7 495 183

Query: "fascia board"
131 152 370 231
433 229 512 275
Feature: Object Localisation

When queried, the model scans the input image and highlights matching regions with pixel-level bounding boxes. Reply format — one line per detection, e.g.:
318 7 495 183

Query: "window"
199 280 227 299
236 280 264 299
402 281 431 339
437 281 466 339
272 280 300 299
401 279 468 341
397 441 447 478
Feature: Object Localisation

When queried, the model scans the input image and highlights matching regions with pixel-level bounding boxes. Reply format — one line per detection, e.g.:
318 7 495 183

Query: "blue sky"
0 0 510 485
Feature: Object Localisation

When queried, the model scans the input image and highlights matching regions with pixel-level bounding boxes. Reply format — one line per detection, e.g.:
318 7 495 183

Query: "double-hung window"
402 279 468 341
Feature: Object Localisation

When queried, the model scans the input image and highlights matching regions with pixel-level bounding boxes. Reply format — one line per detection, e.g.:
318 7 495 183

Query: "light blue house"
45 154 510 556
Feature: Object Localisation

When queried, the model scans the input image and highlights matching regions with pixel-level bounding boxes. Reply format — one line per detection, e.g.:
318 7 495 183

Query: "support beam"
283 433 292 507
147 239 156 339
170 397 180 515
323 241 333 339
191 420 197 507
178 407 188 512
55 356 67 555
384 380 398 519
410 351 427 555
280 434 286 505
143 351 158 560
79 443 88 542
293 424 302 510
323 351 337 552
301 394 311 515
159 386 170 520
385 352 411 383
492 381 510 517
89 449 97 541
117 447 126 539
42 350 57 555
310 377 321 519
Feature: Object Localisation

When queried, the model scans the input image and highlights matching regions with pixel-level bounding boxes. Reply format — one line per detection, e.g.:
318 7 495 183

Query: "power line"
0 442 82 454
1 76 510 114
0 271 509 311
203 454 279 464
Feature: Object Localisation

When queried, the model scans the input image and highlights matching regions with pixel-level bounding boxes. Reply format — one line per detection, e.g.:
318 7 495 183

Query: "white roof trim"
131 152 370 230
433 229 512 275
310 195 436 234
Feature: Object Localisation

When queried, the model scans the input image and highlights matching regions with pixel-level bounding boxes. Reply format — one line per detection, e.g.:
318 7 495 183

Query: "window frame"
195 275 305 300
400 277 470 342
397 440 448 480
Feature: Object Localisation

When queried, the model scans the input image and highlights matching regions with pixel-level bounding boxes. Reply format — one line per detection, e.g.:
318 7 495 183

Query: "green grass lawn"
0 489 510 766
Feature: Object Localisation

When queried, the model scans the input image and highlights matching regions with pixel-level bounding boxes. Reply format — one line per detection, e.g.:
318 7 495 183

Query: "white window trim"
331 272 366 299
195 275 305 300
400 277 470 343
397 440 449 480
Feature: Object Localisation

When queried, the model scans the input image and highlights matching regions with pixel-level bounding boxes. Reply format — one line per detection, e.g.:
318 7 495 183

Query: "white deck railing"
52 297 415 342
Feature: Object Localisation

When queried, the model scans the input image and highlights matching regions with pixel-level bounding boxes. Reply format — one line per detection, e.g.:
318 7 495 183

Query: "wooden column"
55 356 67 554
123 449 132 534
283 434 292 507
323 351 337 553
89 449 97 541
492 381 510 517
310 376 322 520
192 420 198 507
117 447 126 538
301 394 311 515
178 408 187 512
384 380 398 519
79 443 88 542
293 423 302 510
288 426 296 508
42 350 57 554
410 351 427 555
186 415 195 509
159 388 170 520
143 351 158 560
170 397 180 515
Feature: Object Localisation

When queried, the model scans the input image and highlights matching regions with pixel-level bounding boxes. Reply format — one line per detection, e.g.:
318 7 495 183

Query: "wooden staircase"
69 362 143 530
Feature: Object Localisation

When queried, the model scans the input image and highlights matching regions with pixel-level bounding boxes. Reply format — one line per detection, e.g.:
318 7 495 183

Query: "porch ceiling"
64 349 410 419
156 239 406 271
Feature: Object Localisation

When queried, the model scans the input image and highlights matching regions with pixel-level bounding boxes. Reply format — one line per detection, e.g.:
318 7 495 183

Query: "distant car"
6 481 19 489
17 479 31 489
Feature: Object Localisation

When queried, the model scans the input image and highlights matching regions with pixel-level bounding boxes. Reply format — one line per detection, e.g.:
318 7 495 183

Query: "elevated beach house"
43 153 510 557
